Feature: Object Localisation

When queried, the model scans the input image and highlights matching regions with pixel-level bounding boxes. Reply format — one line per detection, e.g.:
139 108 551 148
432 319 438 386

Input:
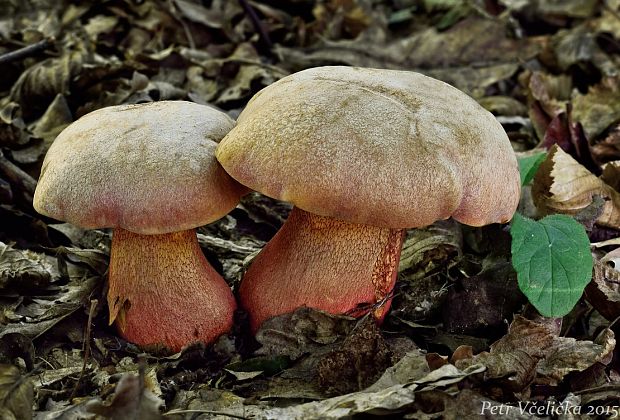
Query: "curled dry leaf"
532 144 620 229
0 241 55 291
456 316 616 391
0 102 30 149
12 94 73 166
584 259 620 320
572 76 620 140
538 328 615 381
9 37 91 119
528 71 572 119
601 160 620 192
455 317 546 392
84 373 164 420
398 220 462 281
591 124 620 164
392 220 460 322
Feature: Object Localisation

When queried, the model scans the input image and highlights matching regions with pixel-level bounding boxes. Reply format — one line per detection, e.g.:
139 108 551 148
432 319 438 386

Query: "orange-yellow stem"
239 207 404 332
108 228 236 352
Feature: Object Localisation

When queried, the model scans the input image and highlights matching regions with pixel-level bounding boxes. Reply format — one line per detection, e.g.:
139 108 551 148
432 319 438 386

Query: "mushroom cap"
34 101 247 234
216 66 520 228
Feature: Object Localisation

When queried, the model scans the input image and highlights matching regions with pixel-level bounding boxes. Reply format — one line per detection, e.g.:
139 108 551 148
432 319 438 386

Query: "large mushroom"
34 101 247 352
216 66 520 332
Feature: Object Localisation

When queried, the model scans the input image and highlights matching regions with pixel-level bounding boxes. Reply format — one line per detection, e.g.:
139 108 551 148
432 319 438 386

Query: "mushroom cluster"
33 66 520 351
216 66 520 332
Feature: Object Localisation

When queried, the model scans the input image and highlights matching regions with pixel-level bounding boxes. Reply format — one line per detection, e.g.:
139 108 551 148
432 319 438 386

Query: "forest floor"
1 0 620 418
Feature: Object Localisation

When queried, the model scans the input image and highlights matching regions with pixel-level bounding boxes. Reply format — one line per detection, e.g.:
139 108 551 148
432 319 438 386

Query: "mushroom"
216 66 520 332
34 101 247 352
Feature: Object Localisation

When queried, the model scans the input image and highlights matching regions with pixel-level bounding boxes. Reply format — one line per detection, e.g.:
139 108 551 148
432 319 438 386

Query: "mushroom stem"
240 207 405 331
108 228 236 352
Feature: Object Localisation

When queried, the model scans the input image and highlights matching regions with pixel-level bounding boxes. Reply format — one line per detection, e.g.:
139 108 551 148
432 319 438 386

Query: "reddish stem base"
108 228 236 352
239 207 404 332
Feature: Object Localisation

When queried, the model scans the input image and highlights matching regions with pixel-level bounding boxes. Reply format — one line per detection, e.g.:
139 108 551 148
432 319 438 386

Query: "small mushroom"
34 101 247 352
216 67 520 332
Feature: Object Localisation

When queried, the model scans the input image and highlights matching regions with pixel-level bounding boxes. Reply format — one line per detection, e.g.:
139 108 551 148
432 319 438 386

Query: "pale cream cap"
216 66 520 228
34 101 247 234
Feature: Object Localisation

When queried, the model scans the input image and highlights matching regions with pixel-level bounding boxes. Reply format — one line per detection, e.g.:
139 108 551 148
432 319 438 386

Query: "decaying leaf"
2 0 619 416
0 102 30 149
12 94 73 165
9 36 91 119
538 328 615 381
572 77 620 141
392 220 460 322
0 364 33 420
0 241 56 291
584 258 620 320
443 258 523 335
0 278 99 339
365 348 429 392
456 316 616 391
262 363 485 420
168 387 266 419
532 145 620 229
255 307 358 360
249 308 360 400
592 124 620 165
1 245 102 340
84 372 164 419
398 220 462 281
528 71 572 119
317 319 392 396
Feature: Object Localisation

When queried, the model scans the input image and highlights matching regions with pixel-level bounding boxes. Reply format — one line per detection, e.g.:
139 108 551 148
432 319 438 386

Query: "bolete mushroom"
216 66 520 331
34 101 247 352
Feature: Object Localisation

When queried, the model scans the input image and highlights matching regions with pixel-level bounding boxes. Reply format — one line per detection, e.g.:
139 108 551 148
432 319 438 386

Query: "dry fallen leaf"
0 241 55 291
532 145 620 229
84 372 164 420
456 316 616 392
572 77 620 141
584 258 620 320
0 364 33 420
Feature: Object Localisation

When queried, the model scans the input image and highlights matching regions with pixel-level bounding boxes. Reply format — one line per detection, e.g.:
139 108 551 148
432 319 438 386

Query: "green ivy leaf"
518 152 547 186
510 213 593 317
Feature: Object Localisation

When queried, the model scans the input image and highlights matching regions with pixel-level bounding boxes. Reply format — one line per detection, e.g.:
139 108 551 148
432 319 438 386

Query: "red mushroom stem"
108 228 236 352
239 207 405 332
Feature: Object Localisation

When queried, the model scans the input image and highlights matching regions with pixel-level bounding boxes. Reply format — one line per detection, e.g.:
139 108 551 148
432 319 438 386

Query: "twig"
0 150 38 195
237 0 273 50
69 299 98 401
0 36 55 66
607 313 620 330
163 409 250 419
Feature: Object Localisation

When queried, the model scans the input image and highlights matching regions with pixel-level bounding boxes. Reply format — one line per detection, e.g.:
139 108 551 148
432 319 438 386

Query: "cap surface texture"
216 66 520 228
34 101 246 234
